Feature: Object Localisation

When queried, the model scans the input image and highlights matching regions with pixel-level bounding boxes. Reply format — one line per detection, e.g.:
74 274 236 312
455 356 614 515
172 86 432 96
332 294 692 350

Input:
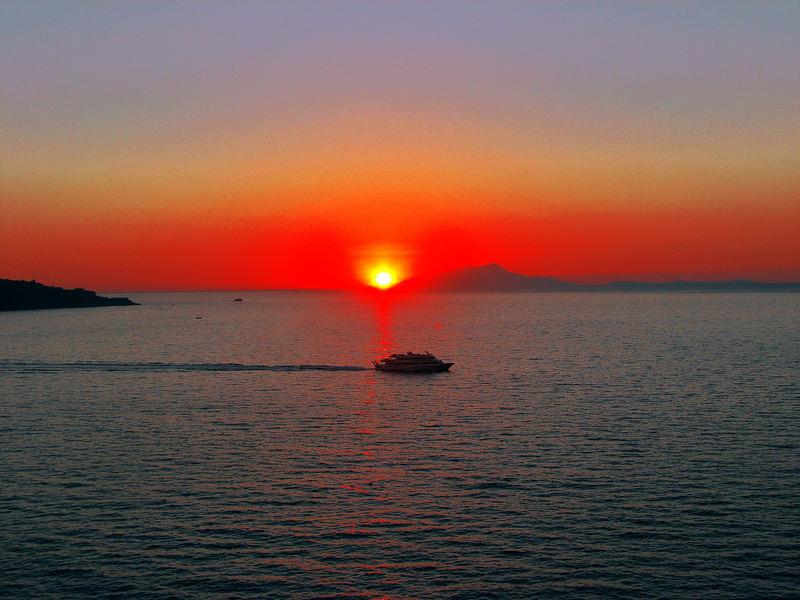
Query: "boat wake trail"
0 360 370 373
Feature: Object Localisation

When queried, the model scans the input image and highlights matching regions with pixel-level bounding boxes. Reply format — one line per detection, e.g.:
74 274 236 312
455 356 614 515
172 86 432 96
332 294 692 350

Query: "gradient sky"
2 1 798 290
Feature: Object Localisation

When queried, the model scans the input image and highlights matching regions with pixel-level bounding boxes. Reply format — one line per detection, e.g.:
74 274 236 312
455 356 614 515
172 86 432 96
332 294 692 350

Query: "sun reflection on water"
373 295 395 358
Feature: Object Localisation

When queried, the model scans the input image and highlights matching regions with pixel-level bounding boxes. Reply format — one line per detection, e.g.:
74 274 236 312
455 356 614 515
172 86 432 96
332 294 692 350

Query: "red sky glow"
1 2 798 290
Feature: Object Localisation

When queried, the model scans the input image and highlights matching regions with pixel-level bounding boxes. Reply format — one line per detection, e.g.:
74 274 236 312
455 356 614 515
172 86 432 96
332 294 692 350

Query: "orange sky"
2 3 799 290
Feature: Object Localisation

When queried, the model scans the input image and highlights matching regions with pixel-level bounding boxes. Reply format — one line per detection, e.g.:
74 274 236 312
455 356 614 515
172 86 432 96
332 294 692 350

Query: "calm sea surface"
2 291 798 599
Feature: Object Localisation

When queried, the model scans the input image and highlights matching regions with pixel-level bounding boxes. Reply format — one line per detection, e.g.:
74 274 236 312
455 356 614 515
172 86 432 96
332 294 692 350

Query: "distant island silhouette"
392 263 800 293
0 279 138 311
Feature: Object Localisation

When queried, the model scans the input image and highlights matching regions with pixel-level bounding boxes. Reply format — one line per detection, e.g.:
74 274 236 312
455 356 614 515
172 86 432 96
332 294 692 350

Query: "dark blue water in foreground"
2 291 798 599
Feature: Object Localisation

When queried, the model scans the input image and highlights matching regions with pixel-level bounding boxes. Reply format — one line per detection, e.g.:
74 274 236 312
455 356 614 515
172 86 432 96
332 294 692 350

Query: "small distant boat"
234 298 243 302
373 351 453 373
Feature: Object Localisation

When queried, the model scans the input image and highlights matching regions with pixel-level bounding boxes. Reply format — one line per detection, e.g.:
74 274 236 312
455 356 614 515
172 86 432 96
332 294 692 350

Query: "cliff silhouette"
392 264 800 293
0 279 138 311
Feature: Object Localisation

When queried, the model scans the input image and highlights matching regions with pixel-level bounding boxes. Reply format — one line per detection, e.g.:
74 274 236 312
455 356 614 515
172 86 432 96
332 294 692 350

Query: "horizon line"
8 264 799 294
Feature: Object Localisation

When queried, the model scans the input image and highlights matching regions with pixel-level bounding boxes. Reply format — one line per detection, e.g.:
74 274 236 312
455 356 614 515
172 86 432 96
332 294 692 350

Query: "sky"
2 1 798 290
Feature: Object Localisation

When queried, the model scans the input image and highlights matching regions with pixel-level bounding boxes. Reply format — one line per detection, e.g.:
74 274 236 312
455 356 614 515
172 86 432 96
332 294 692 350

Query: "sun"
362 256 403 289
375 272 393 288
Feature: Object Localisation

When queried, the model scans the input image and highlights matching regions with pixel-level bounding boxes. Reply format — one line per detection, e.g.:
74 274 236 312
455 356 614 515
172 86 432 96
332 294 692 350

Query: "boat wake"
0 360 370 373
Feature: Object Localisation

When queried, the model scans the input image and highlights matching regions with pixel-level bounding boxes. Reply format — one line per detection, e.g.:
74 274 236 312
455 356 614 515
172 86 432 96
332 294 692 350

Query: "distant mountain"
0 279 138 311
391 264 800 293
393 263 578 292
597 279 800 292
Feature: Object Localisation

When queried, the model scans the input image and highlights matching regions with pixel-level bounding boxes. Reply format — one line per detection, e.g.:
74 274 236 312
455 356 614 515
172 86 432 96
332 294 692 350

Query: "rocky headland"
0 279 138 311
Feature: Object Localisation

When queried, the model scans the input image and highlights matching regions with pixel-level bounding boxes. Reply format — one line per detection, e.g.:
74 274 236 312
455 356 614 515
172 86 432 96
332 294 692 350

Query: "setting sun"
375 272 393 288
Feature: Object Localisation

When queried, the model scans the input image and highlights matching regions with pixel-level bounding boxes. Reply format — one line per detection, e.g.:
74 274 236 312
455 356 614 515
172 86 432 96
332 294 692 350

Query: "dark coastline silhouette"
392 263 800 293
0 279 138 311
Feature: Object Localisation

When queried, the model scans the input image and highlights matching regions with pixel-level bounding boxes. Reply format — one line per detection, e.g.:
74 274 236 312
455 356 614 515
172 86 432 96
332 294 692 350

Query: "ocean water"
1 291 798 599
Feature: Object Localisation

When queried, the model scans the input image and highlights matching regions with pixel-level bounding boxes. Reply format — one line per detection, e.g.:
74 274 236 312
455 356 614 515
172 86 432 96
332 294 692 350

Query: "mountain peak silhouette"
393 263 576 292
390 264 800 293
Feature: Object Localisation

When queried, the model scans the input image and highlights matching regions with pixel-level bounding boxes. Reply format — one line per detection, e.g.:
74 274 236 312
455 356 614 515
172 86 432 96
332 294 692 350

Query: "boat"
372 351 453 373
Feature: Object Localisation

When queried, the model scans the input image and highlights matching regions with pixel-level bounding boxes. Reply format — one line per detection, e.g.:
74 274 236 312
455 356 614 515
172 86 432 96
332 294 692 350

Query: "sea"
1 291 798 599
